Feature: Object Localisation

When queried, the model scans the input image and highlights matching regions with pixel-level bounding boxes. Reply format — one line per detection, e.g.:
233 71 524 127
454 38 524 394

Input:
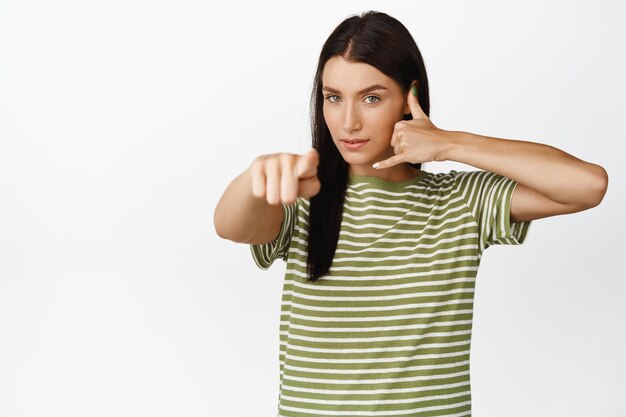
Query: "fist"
249 148 321 205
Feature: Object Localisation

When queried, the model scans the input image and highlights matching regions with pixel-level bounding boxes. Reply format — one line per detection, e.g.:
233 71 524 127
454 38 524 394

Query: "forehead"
322 55 396 93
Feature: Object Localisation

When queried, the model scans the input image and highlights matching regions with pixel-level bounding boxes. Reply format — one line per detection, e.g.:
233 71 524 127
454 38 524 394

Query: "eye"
324 95 381 104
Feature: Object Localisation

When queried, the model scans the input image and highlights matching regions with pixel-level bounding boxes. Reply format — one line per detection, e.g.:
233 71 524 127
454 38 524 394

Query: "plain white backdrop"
1 1 625 416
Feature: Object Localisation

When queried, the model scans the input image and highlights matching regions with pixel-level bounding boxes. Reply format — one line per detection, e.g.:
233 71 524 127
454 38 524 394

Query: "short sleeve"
249 199 299 270
452 169 532 253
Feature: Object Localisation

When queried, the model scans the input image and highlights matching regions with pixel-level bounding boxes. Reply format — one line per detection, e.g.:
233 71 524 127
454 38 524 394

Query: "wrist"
440 130 465 162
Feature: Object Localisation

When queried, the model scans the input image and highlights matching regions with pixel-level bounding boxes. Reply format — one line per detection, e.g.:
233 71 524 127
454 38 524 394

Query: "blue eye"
324 95 381 104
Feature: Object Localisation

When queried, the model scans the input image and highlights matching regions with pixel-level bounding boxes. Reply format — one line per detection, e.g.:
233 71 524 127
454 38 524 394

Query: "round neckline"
347 169 429 189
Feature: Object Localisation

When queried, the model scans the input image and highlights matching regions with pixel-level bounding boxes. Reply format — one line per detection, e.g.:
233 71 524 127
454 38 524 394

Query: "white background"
1 1 625 416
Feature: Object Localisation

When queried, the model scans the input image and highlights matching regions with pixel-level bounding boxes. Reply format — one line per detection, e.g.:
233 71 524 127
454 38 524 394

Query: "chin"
343 155 375 166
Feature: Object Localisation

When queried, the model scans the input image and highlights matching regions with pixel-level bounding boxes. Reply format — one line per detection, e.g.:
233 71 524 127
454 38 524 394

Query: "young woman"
214 10 608 417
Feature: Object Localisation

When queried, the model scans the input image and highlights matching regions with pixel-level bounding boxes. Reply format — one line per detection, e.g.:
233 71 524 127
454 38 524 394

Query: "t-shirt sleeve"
249 199 299 270
451 169 532 253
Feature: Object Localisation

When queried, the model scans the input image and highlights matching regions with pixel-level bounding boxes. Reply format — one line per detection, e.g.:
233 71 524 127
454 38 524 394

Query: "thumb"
408 81 428 120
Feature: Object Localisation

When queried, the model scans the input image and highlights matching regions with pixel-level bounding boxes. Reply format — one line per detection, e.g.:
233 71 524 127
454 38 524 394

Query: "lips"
341 139 369 151
342 138 369 144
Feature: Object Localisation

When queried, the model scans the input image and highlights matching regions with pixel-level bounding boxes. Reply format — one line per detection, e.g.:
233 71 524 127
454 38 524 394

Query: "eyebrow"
322 84 388 95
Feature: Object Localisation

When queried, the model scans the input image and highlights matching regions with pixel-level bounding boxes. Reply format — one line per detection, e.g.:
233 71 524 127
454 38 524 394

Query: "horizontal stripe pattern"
250 169 532 416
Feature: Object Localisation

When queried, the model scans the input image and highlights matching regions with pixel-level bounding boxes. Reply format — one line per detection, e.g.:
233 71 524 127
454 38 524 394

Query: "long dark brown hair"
306 10 431 282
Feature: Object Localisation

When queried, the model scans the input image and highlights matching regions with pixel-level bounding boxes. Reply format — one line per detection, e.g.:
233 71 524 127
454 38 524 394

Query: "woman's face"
322 55 411 177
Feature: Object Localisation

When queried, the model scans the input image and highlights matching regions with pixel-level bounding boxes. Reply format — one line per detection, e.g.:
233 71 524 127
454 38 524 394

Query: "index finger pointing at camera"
296 148 319 180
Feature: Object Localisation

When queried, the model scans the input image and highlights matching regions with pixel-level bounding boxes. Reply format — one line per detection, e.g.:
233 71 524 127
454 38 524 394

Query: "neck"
349 164 421 182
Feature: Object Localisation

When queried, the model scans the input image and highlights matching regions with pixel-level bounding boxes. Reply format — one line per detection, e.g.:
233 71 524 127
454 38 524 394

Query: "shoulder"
419 170 461 192
444 169 506 193
419 169 512 200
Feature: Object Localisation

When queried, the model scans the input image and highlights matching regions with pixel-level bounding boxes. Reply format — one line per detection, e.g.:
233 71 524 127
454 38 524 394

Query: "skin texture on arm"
508 181 594 223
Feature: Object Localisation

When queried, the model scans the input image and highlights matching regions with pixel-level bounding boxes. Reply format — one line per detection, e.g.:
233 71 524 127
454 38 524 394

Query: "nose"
342 103 362 132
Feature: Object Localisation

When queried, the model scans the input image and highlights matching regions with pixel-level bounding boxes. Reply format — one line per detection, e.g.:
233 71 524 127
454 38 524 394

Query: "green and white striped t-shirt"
250 169 532 417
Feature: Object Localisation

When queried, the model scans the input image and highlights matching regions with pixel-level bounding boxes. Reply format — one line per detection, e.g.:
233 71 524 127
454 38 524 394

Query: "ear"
403 100 411 118
402 100 411 117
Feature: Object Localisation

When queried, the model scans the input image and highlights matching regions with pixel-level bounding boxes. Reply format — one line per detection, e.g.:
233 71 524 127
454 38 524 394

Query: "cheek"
367 102 399 123
368 113 396 137
323 107 340 132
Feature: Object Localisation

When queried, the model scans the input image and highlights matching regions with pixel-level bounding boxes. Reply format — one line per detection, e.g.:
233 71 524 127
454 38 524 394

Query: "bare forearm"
443 130 608 206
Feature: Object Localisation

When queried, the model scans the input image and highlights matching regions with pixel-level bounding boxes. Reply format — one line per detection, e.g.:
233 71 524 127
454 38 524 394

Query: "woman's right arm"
213 149 320 244
213 167 284 244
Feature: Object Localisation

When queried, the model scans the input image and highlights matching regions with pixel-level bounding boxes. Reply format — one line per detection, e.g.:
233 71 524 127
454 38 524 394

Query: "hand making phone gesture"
373 81 452 169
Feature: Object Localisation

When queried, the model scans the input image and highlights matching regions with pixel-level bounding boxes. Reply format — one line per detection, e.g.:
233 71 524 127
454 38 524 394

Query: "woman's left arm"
374 83 609 222
442 131 609 222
